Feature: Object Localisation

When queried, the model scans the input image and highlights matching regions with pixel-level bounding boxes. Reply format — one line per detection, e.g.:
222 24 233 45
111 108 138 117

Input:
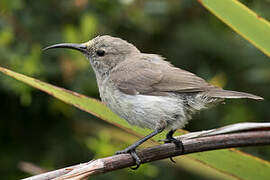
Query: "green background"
0 0 269 179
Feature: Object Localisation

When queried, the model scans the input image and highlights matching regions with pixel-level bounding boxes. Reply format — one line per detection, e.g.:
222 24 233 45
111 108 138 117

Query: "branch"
23 129 270 180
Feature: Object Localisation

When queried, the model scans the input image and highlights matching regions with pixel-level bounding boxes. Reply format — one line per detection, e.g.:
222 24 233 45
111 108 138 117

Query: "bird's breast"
97 78 190 130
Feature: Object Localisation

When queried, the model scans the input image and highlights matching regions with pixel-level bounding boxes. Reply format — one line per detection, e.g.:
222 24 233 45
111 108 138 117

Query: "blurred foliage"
0 0 269 179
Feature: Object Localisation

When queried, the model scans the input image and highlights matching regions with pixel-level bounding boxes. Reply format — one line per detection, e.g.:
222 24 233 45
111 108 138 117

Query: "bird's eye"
96 50 105 57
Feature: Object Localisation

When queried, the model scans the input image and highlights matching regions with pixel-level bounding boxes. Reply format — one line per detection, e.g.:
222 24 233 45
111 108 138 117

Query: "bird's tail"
204 89 263 100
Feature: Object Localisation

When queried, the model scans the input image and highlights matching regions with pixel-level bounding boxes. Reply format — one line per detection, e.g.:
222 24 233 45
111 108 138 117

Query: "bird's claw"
115 149 141 170
130 150 141 170
163 137 183 149
162 136 184 164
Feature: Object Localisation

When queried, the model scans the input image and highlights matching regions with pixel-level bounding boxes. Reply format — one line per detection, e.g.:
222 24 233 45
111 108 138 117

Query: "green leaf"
0 66 269 180
188 149 270 180
199 0 270 57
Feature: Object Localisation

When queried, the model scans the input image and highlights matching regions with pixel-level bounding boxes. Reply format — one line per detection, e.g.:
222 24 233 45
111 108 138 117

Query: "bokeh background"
0 0 270 179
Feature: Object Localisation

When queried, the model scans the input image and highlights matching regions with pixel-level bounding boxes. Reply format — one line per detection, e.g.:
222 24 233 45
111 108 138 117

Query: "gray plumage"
83 35 262 130
44 35 263 130
44 35 263 166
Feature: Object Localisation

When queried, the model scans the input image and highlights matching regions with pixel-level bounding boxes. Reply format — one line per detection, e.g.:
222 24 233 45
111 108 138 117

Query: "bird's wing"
110 54 215 95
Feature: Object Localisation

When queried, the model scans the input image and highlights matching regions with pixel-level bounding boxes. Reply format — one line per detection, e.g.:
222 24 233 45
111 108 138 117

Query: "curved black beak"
42 43 87 53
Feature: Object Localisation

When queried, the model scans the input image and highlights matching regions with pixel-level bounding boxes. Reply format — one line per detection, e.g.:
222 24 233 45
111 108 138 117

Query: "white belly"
99 80 190 130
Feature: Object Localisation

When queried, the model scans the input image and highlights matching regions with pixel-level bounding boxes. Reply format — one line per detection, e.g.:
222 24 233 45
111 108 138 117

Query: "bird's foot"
116 148 141 170
163 136 183 148
115 128 166 170
161 136 184 163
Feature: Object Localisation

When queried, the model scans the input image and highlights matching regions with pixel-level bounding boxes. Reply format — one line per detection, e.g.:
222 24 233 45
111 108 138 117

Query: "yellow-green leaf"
0 66 269 180
199 0 270 57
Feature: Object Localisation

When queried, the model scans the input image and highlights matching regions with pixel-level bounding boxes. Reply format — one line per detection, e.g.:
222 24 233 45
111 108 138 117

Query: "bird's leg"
116 127 165 169
164 130 182 147
164 130 184 163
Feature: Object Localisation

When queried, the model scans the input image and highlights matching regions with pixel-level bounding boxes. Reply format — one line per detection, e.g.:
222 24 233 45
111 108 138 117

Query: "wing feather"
110 54 214 95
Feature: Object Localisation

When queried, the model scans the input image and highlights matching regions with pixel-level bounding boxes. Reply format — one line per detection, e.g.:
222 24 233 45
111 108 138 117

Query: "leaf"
0 66 269 180
198 0 270 57
188 149 270 180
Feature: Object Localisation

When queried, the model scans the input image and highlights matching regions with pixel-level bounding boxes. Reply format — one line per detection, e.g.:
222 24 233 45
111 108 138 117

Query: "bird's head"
43 35 140 76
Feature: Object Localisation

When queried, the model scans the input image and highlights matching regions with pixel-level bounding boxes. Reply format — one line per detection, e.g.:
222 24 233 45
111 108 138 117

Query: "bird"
43 35 263 169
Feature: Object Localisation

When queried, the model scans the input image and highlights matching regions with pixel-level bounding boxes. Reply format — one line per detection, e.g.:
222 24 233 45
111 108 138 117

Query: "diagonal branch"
23 129 270 180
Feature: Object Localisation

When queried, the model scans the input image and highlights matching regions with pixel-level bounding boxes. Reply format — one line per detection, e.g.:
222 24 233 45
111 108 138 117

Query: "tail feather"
205 89 263 100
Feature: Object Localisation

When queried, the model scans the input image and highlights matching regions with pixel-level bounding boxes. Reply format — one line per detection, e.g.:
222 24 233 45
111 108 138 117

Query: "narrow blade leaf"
0 66 269 180
199 0 270 57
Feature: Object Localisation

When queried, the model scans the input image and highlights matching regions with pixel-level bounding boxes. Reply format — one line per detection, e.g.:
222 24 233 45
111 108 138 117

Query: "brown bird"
44 35 263 169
